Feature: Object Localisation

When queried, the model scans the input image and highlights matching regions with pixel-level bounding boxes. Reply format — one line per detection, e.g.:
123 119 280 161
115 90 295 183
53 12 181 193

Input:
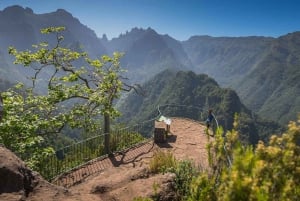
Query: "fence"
158 104 231 166
157 104 219 132
38 119 156 181
38 104 231 181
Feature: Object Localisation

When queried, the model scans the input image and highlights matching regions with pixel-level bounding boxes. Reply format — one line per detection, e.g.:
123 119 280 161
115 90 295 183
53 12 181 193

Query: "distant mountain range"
100 26 299 127
0 5 299 126
234 33 300 124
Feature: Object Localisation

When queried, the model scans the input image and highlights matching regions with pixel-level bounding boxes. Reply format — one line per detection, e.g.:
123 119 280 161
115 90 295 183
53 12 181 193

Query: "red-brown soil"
0 118 212 201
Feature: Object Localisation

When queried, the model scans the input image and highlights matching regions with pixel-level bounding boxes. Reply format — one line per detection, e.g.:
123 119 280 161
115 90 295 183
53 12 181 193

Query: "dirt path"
53 118 212 201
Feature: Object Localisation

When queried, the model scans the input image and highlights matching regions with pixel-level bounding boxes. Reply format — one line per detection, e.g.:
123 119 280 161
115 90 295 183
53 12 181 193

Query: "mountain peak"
1 5 33 15
125 27 157 36
56 8 70 14
144 27 158 35
125 27 145 36
54 8 74 18
146 27 156 32
2 5 23 12
102 34 108 41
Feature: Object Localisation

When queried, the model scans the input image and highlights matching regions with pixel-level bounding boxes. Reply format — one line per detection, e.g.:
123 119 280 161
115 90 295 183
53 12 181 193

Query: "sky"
0 0 300 41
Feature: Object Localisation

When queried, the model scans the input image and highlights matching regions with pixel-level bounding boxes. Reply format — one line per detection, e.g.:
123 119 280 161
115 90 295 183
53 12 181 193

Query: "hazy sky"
0 0 299 41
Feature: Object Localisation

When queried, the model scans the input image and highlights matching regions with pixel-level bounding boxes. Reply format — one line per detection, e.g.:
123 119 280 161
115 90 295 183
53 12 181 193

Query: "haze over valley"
0 5 299 126
1 2 300 200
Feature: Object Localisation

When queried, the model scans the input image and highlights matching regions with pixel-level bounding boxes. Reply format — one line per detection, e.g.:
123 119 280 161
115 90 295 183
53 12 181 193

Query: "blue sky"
0 0 300 41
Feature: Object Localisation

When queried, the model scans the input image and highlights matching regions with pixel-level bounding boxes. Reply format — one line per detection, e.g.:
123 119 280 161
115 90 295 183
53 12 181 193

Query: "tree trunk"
104 113 111 155
0 94 3 121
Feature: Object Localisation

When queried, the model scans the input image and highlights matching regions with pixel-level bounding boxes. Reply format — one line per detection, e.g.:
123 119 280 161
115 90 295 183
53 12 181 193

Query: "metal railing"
38 119 156 181
157 104 219 133
157 104 231 167
157 104 205 120
38 104 231 181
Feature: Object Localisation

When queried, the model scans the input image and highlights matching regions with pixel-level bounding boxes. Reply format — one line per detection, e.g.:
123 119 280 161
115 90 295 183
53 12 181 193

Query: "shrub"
187 116 300 201
169 160 197 200
188 173 216 201
149 150 177 173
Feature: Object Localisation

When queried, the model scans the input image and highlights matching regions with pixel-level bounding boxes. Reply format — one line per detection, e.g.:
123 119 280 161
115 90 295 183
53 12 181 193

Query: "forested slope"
119 70 282 144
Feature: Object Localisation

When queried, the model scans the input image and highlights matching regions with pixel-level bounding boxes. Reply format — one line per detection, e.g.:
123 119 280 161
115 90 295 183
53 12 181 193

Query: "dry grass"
149 150 177 173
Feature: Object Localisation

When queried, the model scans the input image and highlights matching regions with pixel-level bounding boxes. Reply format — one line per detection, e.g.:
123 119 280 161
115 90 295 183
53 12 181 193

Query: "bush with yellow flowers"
188 115 300 201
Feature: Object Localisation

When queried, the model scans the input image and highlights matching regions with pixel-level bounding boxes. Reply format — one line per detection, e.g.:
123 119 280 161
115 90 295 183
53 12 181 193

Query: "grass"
149 150 177 173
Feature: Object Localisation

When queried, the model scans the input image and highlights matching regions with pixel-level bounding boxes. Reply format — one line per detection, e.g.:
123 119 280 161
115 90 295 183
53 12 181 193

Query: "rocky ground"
0 118 212 201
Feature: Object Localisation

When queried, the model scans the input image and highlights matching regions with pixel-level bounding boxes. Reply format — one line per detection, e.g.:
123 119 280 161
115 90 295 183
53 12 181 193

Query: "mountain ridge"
0 5 299 125
234 31 300 124
118 70 281 144
0 5 107 87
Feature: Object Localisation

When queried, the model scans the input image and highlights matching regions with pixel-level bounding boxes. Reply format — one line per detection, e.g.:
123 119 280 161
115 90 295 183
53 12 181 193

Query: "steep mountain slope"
182 35 274 86
235 32 300 124
119 70 281 144
161 34 194 68
182 34 300 125
100 27 191 83
106 29 298 125
0 5 298 126
0 5 107 89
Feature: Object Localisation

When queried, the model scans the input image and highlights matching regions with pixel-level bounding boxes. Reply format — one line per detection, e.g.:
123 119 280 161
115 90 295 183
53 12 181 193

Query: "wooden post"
0 94 3 121
104 113 111 155
154 121 166 143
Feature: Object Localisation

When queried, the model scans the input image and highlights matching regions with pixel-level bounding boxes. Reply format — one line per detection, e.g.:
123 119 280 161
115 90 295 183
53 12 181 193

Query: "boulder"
0 145 68 201
0 145 36 196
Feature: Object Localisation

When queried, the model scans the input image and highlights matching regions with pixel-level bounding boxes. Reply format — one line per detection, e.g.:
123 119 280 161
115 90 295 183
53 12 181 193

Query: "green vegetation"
234 33 300 125
0 21 297 200
149 150 198 200
187 115 300 201
133 197 153 201
1 8 299 126
110 131 145 152
171 160 197 200
149 150 177 173
39 130 146 180
141 116 299 201
0 26 140 170
119 70 282 145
